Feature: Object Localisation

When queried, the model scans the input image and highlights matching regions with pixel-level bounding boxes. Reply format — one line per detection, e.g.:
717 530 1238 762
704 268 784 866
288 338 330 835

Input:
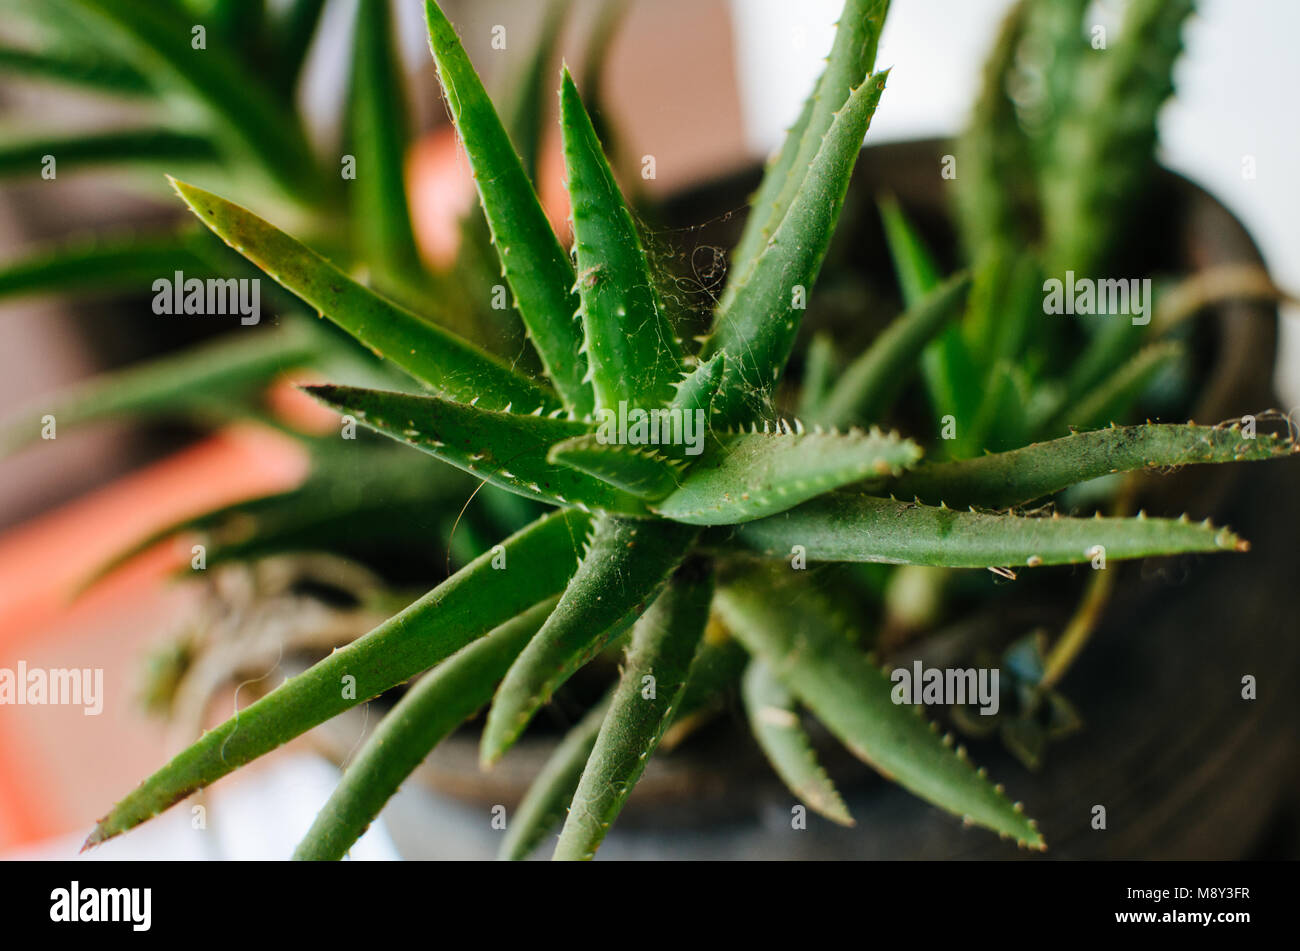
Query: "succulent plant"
5 0 1294 859
0 0 591 567
0 0 574 450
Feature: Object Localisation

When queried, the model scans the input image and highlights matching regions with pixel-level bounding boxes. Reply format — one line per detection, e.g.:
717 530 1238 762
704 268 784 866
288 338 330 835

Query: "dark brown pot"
323 141 1299 860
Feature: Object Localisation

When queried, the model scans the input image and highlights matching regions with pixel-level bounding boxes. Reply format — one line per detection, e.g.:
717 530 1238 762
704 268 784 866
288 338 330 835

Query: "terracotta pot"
0 425 310 851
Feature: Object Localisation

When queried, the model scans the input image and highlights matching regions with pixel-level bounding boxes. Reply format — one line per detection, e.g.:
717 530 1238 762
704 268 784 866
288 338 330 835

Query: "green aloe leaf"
0 129 219 178
724 0 890 291
500 692 611 861
171 178 558 412
671 626 749 726
554 561 712 860
960 249 1041 374
815 273 972 427
424 0 591 416
962 359 1032 456
741 659 853 827
0 230 211 302
669 351 726 416
727 97 814 293
733 492 1248 568
347 0 423 287
560 66 683 411
879 195 942 306
878 422 1294 511
877 199 981 442
653 427 921 526
796 333 837 420
1016 0 1091 172
304 384 648 516
0 43 149 93
294 597 558 861
66 0 320 201
715 569 1043 848
481 516 698 765
1040 0 1194 276
705 70 890 425
953 0 1035 260
1044 316 1144 428
1043 341 1182 435
84 509 589 849
548 436 684 501
214 0 266 41
0 323 322 457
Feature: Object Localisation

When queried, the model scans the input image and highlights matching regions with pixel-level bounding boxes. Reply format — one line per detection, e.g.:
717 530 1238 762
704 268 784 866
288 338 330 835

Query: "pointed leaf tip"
423 0 591 415
301 384 649 515
170 179 556 412
560 62 683 411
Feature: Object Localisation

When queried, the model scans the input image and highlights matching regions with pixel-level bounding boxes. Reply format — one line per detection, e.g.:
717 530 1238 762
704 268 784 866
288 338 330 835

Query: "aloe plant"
0 0 602 564
4 0 1291 860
